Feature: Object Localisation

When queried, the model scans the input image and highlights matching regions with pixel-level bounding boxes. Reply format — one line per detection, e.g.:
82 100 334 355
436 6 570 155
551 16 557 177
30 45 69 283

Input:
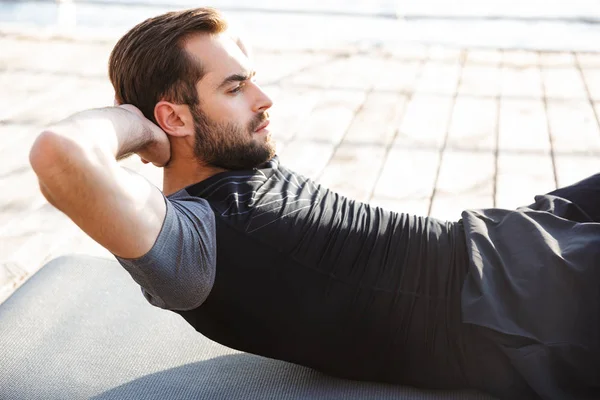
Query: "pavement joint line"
0 78 81 122
313 53 378 183
279 54 350 146
281 138 597 157
427 49 468 217
313 88 370 183
263 53 347 87
492 50 504 208
366 51 429 204
573 51 600 143
538 52 560 190
0 261 27 304
276 82 564 102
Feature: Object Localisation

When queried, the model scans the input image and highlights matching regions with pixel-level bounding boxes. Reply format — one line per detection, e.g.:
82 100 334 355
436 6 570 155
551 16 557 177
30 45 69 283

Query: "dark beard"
191 107 275 170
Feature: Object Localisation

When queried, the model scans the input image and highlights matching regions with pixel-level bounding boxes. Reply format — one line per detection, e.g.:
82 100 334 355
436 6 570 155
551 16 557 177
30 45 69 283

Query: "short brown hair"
108 8 227 123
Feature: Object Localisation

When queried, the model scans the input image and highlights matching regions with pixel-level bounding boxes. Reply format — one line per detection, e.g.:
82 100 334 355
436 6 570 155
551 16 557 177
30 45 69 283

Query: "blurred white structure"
0 0 599 51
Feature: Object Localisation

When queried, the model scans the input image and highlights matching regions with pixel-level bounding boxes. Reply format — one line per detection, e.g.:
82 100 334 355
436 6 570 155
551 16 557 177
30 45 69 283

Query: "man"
29 7 599 400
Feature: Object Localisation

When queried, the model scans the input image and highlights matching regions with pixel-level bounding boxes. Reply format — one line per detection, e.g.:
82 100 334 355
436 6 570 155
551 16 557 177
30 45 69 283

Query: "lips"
255 119 270 132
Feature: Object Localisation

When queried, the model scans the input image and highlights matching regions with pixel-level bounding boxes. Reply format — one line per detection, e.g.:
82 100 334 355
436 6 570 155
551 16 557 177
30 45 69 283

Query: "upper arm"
30 130 166 259
116 195 217 310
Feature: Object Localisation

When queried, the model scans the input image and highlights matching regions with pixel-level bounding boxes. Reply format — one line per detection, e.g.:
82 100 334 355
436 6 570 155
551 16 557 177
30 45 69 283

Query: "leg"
546 173 600 222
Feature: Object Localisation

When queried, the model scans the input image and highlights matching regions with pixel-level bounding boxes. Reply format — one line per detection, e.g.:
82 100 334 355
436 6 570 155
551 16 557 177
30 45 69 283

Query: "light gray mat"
0 255 497 400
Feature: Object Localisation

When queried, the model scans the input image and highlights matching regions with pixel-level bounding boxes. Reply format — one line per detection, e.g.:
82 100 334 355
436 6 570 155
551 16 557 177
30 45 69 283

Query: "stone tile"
546 100 600 154
0 168 46 228
268 87 320 143
293 89 366 145
380 42 428 61
8 78 113 126
0 122 40 155
0 70 57 95
430 150 495 221
447 97 497 151
496 153 555 210
1 75 82 122
0 201 74 238
0 226 80 276
253 51 332 85
0 261 27 305
415 60 462 96
580 68 600 101
576 53 600 68
394 94 454 149
498 99 550 153
0 37 34 69
427 46 463 64
1 38 83 74
343 92 408 146
0 208 83 276
73 42 115 78
277 140 335 179
459 64 501 97
322 55 382 91
369 197 430 218
47 229 111 261
371 60 422 94
554 155 600 188
287 55 351 88
318 144 387 203
541 67 588 100
288 54 379 92
538 52 575 67
370 148 439 216
465 50 502 65
500 65 543 99
502 50 539 68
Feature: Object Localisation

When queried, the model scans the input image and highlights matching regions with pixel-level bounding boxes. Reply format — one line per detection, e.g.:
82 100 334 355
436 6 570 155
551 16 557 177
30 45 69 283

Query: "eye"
229 82 246 94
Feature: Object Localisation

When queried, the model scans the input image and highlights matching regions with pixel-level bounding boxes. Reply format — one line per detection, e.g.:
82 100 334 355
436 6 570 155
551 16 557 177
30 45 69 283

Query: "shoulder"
115 190 217 311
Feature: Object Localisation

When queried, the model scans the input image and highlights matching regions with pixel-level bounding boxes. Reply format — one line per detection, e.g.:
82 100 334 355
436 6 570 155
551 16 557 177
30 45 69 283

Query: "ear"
154 101 194 138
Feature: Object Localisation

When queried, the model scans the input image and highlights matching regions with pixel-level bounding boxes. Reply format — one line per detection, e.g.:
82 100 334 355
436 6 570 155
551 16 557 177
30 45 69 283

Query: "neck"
162 160 226 196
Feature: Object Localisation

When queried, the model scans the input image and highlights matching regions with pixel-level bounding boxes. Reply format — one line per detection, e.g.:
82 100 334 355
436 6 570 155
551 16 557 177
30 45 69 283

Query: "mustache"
249 112 269 132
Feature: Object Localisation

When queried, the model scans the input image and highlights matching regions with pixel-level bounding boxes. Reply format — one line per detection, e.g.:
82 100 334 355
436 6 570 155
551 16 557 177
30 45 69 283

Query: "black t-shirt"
117 158 600 393
117 156 467 383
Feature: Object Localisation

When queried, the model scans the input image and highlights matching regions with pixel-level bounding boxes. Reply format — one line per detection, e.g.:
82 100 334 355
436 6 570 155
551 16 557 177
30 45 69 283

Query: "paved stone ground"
0 28 599 304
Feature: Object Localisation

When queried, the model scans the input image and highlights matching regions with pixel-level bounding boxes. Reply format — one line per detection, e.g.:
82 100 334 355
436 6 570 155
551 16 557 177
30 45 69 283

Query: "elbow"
29 131 68 207
29 129 87 179
29 130 63 176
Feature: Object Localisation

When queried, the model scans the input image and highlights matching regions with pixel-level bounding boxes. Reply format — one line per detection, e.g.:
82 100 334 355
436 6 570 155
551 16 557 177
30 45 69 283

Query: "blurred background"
1 0 599 302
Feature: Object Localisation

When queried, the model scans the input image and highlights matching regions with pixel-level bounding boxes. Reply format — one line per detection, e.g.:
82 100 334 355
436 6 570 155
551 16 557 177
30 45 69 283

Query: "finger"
140 157 150 164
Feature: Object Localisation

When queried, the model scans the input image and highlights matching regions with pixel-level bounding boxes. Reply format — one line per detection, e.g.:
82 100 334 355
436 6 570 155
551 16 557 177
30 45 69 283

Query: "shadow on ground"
91 353 493 400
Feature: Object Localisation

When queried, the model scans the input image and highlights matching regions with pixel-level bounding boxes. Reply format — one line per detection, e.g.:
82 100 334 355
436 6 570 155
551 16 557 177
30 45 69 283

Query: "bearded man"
29 8 600 400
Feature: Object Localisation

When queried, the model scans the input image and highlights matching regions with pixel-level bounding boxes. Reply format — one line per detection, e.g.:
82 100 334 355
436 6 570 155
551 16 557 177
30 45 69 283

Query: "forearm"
40 106 155 161
29 106 169 258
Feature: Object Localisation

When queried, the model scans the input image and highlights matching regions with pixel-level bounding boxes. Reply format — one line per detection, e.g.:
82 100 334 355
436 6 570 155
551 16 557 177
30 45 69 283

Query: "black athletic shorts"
461 173 600 400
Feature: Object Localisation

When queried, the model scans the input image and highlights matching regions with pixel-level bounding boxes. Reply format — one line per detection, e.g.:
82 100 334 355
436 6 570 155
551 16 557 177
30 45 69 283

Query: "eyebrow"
217 70 255 90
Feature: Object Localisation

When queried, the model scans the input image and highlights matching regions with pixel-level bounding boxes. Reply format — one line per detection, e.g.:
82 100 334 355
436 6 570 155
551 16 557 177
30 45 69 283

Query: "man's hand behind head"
118 104 171 167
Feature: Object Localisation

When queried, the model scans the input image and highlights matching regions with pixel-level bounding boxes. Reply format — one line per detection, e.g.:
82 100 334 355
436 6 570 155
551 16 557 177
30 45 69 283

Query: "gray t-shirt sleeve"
115 190 217 311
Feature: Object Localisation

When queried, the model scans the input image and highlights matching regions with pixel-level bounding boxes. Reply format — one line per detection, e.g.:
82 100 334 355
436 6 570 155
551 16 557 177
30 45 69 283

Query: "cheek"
210 95 253 123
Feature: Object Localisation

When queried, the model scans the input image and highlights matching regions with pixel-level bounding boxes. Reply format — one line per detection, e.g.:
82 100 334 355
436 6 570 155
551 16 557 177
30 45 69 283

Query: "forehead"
184 33 251 88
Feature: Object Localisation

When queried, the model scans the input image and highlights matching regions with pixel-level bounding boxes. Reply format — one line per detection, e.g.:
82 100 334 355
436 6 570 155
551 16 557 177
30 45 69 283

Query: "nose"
252 83 273 114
